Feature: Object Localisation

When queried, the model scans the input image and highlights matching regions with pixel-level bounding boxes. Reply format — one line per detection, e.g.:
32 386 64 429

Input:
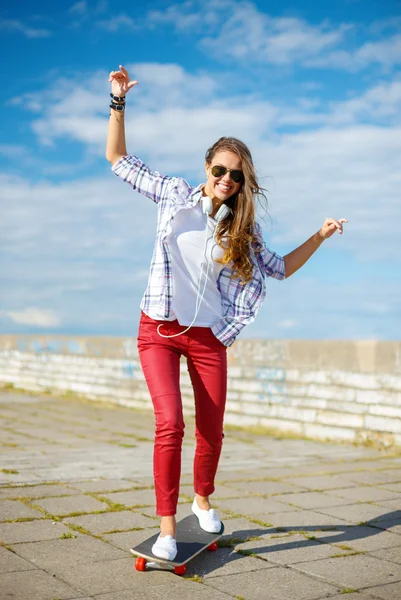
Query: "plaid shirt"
112 155 286 347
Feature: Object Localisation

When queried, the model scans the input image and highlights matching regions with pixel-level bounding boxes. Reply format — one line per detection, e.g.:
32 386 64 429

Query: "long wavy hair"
205 137 267 283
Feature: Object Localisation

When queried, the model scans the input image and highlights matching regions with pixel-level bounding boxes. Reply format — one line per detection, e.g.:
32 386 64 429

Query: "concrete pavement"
1 390 401 600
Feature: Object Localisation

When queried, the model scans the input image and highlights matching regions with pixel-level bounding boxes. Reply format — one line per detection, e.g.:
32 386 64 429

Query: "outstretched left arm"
284 217 348 278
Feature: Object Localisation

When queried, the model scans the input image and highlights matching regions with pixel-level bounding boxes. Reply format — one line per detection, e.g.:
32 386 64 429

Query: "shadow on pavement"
187 510 401 577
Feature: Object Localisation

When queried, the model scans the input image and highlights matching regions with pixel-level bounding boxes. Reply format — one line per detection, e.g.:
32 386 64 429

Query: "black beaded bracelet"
110 93 126 103
110 103 125 112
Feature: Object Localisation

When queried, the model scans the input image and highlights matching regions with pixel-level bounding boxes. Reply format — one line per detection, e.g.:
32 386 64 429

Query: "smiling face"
205 150 243 202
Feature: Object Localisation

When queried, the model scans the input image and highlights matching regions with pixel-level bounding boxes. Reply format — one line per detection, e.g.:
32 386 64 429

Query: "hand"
109 65 138 98
318 218 348 240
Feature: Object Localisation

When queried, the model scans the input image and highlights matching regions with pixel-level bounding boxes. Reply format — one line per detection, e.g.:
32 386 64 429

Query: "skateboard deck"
131 514 224 574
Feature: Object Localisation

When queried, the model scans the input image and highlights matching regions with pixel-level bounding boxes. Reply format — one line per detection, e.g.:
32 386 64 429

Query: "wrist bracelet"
110 103 125 112
110 93 126 103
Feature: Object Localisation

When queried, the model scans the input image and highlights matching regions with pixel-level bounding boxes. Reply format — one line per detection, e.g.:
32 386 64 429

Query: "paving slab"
272 491 353 510
66 479 139 493
315 502 396 525
369 546 401 565
252 508 350 531
375 498 401 511
205 564 339 600
189 546 275 578
45 557 174 595
64 509 157 534
283 474 358 490
218 516 272 538
0 499 45 521
0 519 74 543
340 470 401 486
101 488 156 507
379 482 401 493
32 494 110 516
0 569 83 600
319 594 382 600
371 518 401 535
328 525 401 552
368 580 401 599
94 581 234 600
0 546 38 574
325 486 401 503
216 495 297 516
209 483 246 499
294 554 401 589
0 484 81 499
236 533 350 564
11 534 127 568
227 479 305 495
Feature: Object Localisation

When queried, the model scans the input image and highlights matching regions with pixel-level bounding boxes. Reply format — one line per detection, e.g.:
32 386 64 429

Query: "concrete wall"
1 335 401 446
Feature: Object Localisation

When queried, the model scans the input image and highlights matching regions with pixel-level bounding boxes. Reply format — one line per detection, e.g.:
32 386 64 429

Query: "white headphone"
157 197 231 338
201 196 231 222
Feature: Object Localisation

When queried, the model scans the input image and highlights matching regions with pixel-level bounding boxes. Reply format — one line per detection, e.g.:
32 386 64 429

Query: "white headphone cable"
157 214 212 339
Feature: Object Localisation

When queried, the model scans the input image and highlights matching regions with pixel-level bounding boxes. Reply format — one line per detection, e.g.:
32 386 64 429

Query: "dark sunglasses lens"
230 170 244 183
211 165 244 183
211 165 227 178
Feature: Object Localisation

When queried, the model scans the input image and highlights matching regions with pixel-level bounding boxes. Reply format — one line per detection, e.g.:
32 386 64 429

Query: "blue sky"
1 0 400 340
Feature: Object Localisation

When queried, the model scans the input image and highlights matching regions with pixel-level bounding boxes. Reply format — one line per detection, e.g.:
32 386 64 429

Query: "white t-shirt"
166 202 225 327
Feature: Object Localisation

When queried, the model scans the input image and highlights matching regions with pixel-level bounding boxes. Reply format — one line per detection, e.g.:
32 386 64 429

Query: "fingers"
109 70 124 82
328 218 348 234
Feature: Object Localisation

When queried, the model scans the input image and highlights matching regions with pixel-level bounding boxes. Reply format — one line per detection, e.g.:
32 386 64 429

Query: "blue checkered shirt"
112 155 285 346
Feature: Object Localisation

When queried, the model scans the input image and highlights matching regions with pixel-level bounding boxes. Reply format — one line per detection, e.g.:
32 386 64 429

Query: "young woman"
106 65 347 561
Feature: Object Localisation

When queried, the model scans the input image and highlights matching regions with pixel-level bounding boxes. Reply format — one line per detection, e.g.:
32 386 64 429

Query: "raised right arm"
106 106 127 165
105 65 138 165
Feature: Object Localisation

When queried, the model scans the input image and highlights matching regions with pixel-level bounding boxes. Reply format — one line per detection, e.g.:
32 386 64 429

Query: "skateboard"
131 514 224 575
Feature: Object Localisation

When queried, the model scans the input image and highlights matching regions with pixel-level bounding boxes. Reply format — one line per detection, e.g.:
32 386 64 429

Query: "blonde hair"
205 137 266 283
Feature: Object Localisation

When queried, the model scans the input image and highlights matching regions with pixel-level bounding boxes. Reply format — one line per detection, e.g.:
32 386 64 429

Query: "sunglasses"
211 165 244 184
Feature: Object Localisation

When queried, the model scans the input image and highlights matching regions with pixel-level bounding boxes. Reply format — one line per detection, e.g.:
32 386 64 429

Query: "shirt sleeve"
254 222 286 280
111 155 173 204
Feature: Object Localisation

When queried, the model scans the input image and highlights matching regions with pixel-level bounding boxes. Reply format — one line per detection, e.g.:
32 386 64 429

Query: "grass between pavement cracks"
1 490 373 563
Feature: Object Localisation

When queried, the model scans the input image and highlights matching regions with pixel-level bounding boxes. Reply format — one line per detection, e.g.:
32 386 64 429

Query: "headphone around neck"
201 196 231 222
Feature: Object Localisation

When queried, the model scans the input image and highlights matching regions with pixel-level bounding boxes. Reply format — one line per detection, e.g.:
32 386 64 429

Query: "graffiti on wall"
256 367 288 404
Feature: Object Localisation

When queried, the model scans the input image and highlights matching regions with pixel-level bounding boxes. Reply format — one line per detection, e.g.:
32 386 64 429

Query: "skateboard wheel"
174 565 186 575
207 542 218 551
135 557 147 571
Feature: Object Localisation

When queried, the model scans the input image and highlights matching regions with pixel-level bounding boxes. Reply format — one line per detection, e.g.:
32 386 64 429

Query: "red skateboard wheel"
174 565 187 575
207 542 218 551
135 557 147 571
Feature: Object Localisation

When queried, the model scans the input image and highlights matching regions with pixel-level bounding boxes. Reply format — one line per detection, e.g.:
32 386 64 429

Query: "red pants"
137 312 227 516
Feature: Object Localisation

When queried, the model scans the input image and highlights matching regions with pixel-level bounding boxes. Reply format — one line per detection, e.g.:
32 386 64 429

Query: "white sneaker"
191 497 222 533
151 534 177 561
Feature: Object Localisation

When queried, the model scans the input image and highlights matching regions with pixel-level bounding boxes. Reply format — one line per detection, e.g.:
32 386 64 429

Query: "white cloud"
69 1 87 15
5 309 60 327
68 0 108 28
278 319 298 329
96 15 136 31
0 19 51 38
142 0 400 72
306 33 401 71
202 11 350 65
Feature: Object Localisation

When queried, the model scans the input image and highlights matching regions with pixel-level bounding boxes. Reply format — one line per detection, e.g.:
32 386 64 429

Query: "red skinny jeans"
137 312 227 516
